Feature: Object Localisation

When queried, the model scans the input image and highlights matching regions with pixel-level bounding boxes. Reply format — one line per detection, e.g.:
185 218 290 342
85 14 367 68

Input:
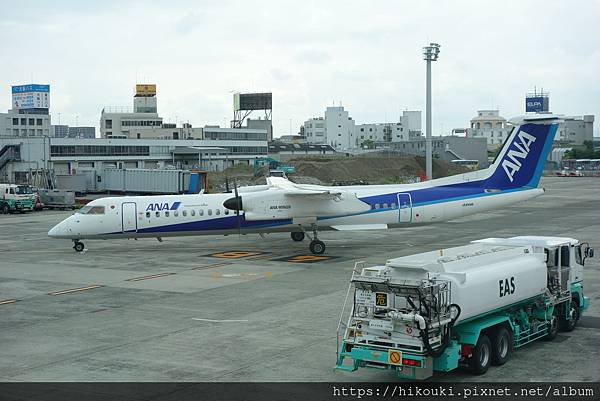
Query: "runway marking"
47 285 104 296
206 251 264 259
125 272 176 282
0 299 19 305
191 318 249 323
211 272 273 279
191 262 233 270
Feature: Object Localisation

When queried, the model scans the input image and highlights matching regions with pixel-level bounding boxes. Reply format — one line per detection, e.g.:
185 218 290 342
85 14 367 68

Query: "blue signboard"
526 96 549 113
12 84 50 93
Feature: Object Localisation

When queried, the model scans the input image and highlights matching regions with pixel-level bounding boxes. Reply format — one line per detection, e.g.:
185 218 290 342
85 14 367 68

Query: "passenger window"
383 203 388 209
191 210 195 216
165 211 170 217
174 211 179 217
371 204 376 210
375 203 380 209
225 209 230 215
182 210 187 217
200 210 204 216
155 211 160 217
208 209 212 216
146 212 150 218
391 202 397 209
216 209 221 215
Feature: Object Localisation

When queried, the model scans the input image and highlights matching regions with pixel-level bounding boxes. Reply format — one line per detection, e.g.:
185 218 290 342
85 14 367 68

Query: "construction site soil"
208 155 468 191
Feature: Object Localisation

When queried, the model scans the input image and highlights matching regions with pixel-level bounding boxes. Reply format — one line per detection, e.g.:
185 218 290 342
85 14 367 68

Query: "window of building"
20 118 26 125
105 120 112 129
36 119 42 125
28 118 34 125
12 118 18 125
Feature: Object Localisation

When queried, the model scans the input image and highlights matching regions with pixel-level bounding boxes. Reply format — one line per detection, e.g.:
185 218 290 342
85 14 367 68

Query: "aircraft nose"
48 220 70 238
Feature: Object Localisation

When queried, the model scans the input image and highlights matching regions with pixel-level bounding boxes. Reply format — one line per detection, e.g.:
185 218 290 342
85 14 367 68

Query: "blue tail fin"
484 121 558 190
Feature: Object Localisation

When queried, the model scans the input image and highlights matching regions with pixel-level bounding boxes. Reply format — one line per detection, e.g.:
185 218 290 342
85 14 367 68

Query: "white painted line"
191 318 249 323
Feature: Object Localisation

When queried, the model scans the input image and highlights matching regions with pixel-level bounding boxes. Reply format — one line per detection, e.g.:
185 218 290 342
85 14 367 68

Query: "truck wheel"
469 334 492 375
544 311 559 341
491 326 513 365
559 299 580 332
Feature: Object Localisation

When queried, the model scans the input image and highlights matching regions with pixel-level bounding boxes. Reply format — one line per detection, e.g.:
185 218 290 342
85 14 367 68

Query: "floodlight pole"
423 43 440 180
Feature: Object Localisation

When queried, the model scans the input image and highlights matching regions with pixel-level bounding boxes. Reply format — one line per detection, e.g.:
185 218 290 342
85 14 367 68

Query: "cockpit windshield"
78 205 105 215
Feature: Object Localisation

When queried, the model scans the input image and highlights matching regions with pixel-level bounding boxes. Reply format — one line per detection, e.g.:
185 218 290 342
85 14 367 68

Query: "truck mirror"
586 248 594 258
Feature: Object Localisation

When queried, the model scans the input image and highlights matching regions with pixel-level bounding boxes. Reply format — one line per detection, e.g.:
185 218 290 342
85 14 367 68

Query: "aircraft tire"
73 242 85 252
291 232 305 242
309 239 326 255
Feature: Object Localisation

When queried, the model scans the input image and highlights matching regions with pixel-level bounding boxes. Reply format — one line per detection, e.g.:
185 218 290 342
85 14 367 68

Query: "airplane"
48 115 560 254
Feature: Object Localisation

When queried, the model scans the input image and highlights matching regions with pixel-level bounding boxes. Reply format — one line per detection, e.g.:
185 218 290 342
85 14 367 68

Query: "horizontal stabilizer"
331 224 388 231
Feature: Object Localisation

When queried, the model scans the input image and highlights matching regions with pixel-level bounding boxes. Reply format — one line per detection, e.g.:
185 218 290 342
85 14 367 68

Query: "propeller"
223 180 243 236
225 175 231 193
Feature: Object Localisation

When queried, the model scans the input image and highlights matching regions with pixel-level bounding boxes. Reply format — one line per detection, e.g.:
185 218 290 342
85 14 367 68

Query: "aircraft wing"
266 176 342 198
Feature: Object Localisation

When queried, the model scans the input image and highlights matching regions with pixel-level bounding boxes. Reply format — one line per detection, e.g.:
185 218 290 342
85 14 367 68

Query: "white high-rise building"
467 110 511 149
325 106 356 149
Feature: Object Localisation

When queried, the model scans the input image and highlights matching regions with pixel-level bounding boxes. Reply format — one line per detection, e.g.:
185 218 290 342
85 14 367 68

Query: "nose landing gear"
73 240 85 252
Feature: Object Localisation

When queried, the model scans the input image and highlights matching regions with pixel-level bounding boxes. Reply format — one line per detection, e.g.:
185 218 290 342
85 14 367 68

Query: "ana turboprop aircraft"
48 115 560 254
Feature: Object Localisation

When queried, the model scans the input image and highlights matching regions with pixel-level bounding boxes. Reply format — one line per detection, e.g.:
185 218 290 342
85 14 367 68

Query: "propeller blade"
234 180 241 236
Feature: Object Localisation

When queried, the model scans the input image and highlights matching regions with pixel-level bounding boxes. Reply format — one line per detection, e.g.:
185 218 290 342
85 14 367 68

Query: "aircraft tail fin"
484 116 559 190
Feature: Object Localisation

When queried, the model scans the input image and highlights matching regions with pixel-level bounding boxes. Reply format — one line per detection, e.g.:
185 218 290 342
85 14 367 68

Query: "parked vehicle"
336 236 593 379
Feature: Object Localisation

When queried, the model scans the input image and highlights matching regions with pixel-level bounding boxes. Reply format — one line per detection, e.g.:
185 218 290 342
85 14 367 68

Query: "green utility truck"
0 184 35 213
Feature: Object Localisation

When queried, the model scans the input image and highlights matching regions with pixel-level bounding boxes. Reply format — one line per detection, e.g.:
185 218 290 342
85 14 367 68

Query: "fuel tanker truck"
335 236 594 379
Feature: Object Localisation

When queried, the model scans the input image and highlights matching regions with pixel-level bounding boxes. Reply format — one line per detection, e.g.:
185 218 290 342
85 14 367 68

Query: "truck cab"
0 183 35 213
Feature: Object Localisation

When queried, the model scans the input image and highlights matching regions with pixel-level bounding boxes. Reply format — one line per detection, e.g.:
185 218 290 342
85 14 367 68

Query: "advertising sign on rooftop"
11 84 50 109
525 96 549 113
135 84 156 97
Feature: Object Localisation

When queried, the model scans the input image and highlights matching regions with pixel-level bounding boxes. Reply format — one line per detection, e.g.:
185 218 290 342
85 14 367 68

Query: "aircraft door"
397 193 412 223
121 202 138 233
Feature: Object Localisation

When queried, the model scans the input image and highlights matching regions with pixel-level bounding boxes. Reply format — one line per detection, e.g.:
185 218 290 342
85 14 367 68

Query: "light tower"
423 42 441 180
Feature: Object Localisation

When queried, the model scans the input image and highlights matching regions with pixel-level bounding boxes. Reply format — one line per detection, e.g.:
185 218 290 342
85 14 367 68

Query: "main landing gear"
291 227 326 255
73 240 85 252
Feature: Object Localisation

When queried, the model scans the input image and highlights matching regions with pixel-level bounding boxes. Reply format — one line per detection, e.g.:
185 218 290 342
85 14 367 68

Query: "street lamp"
423 42 441 180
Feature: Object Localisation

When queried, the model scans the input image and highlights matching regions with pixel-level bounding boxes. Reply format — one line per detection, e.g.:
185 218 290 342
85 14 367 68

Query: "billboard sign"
525 96 549 113
135 84 156 97
234 92 272 111
12 84 50 109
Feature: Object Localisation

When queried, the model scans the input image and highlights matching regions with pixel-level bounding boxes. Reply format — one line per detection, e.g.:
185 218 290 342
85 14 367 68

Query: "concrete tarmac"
0 177 599 382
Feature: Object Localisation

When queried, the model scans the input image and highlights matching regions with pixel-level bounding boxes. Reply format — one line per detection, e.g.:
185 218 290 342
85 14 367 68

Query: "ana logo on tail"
501 130 537 182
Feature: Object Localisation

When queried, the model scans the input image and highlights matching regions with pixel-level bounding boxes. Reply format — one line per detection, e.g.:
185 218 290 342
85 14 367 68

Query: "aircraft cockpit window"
78 206 105 215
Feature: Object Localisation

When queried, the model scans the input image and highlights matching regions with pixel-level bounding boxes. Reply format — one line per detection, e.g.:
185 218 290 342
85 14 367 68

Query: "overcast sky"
1 0 599 137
